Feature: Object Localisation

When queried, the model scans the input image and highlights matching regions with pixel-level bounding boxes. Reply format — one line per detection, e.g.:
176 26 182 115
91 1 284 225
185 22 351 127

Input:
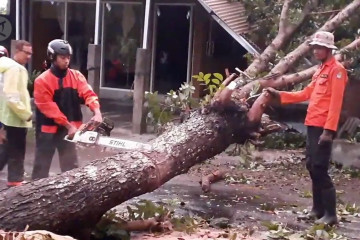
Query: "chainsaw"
64 117 152 151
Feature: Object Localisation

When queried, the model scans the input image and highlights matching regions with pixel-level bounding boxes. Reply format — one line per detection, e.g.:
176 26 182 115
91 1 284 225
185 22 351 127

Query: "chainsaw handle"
64 134 76 142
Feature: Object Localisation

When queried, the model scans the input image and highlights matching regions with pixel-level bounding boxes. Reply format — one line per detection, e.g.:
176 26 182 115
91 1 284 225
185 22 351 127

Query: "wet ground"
1 99 360 239
115 150 360 239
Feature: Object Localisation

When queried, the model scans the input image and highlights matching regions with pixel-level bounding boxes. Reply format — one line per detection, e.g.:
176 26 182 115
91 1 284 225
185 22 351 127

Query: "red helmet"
0 46 9 57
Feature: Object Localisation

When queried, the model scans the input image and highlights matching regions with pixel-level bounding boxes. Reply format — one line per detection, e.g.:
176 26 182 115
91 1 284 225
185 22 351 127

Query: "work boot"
7 181 27 187
315 188 338 226
308 185 324 219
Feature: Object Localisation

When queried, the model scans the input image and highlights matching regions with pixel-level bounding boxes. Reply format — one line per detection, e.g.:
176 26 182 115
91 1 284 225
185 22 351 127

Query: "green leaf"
192 75 200 79
204 73 211 81
213 73 223 81
209 85 217 95
205 78 211 85
211 78 220 85
199 72 204 78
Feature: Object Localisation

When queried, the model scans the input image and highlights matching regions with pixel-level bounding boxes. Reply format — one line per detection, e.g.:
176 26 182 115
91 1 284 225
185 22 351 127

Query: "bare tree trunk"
245 0 319 77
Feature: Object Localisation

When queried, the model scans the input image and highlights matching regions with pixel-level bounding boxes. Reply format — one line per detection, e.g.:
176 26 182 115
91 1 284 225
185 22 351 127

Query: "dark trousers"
306 126 334 190
0 126 27 182
32 127 78 180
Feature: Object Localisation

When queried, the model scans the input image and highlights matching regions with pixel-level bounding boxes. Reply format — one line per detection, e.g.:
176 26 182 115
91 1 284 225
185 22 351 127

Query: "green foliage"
261 131 306 150
292 79 311 92
242 0 282 47
145 72 224 131
127 200 169 220
303 224 341 240
93 210 130 240
28 70 41 97
93 200 201 239
193 72 225 105
145 82 198 132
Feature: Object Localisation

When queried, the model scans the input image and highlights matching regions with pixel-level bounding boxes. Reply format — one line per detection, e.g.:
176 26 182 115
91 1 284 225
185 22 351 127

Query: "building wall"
5 0 250 100
191 3 248 98
0 1 16 54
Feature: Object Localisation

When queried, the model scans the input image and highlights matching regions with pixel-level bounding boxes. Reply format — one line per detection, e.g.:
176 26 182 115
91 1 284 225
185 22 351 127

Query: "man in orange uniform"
267 31 347 225
32 39 102 180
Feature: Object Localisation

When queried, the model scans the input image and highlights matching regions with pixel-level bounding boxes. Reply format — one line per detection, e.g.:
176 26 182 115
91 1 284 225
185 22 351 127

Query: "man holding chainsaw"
266 31 347 226
32 39 102 180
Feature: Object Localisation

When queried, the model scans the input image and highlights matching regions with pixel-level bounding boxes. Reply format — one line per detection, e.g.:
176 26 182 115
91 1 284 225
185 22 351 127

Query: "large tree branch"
244 0 319 77
270 0 360 75
220 37 360 103
279 0 293 35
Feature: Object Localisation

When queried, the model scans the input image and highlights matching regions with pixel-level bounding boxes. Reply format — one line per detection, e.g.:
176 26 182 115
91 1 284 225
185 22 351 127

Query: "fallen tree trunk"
0 108 253 234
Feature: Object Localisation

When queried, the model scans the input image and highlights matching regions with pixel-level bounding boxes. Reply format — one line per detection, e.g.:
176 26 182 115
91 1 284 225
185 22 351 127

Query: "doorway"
152 5 192 94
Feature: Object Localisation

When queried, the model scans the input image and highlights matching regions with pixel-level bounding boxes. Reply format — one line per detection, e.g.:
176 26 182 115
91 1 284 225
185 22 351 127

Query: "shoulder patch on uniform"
336 72 342 79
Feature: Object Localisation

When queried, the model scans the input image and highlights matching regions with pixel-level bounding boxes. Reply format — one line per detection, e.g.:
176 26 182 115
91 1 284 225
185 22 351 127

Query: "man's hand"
65 123 78 139
0 127 6 144
264 87 280 98
27 114 33 122
318 130 334 145
91 109 103 123
263 87 281 105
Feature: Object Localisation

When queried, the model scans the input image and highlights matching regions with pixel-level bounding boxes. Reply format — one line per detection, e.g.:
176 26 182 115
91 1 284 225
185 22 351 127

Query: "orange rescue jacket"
280 56 347 131
34 68 100 133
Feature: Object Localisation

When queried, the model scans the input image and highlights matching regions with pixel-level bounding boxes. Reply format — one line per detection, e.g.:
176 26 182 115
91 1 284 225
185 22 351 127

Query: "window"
102 3 143 89
0 0 10 15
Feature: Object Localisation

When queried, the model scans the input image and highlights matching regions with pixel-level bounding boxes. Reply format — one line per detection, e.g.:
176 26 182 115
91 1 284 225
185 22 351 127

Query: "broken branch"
200 170 228 193
271 0 360 75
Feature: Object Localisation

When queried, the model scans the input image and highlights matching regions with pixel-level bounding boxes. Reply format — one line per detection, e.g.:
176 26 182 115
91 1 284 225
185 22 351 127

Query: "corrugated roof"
197 0 259 54
201 0 249 34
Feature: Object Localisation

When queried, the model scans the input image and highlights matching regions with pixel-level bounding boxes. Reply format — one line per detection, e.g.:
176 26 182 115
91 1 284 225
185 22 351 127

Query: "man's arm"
279 80 316 104
324 67 347 131
3 67 32 121
76 71 102 122
34 78 70 126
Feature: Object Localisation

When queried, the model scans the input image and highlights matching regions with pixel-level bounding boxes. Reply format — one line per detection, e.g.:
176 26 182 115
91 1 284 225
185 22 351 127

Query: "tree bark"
0 109 252 234
245 0 319 78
